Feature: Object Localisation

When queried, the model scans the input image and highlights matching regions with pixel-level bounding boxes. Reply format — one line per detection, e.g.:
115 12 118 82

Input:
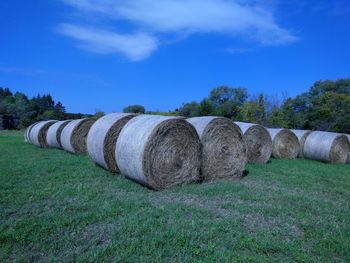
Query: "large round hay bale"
87 113 136 172
187 117 247 180
61 118 96 154
25 122 39 143
290 129 312 158
346 135 350 163
234 121 272 164
116 115 201 190
29 120 58 147
267 128 300 159
46 120 72 148
303 131 349 163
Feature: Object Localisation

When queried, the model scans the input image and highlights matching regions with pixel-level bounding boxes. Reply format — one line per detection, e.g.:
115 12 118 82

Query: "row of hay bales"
25 114 350 190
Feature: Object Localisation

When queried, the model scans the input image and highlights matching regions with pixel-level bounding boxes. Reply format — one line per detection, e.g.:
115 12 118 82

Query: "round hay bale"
87 113 136 172
61 118 96 154
267 128 300 159
116 115 201 190
234 121 272 164
46 120 72 148
25 122 39 143
346 135 350 163
303 131 350 163
29 120 58 148
187 117 247 180
290 129 312 158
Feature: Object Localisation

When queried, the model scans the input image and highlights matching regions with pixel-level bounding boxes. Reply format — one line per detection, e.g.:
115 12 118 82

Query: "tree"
177 101 200 117
123 105 145 114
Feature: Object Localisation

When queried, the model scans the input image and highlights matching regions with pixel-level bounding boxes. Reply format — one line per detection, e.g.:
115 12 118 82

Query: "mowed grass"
0 131 349 262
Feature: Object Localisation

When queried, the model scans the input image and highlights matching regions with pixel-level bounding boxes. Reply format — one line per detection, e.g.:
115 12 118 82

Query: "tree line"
0 88 91 129
1 78 349 133
123 79 350 133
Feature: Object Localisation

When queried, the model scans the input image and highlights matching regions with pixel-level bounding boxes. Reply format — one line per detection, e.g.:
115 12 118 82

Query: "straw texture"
46 120 71 148
290 129 312 158
187 117 247 180
87 113 136 172
25 122 39 143
267 128 300 159
61 118 96 154
116 115 201 190
29 120 58 148
303 131 349 163
235 121 272 163
346 135 350 163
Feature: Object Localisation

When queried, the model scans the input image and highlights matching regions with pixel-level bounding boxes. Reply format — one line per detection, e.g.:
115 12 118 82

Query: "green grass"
1 130 349 262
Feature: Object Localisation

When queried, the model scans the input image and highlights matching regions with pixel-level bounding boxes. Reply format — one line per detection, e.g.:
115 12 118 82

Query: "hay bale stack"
87 113 136 172
116 115 201 190
234 121 272 164
267 128 300 159
290 129 312 158
61 118 96 154
187 117 247 180
303 131 349 163
29 120 58 147
46 120 72 148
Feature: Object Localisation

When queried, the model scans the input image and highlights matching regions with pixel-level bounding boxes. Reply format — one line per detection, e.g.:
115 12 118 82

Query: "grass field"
1 130 350 262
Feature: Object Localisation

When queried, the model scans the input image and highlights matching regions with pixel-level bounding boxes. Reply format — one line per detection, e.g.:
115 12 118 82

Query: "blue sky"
1 0 350 114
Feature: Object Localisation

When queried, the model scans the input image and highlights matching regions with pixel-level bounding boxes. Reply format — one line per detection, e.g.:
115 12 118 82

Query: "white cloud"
60 0 297 61
58 24 158 61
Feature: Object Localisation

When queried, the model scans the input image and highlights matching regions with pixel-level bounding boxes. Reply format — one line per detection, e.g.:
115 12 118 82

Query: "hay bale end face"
235 121 272 164
290 129 312 158
46 120 72 148
29 120 58 148
61 118 96 154
303 131 350 163
187 117 247 180
267 128 300 159
87 113 136 172
25 122 39 143
116 115 201 190
346 135 350 163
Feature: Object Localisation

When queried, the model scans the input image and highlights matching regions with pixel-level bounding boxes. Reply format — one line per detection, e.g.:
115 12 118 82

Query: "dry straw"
87 113 136 172
187 117 247 180
116 115 201 190
290 129 312 158
29 120 58 148
46 120 72 148
267 128 300 159
235 121 272 164
61 118 96 154
303 131 350 163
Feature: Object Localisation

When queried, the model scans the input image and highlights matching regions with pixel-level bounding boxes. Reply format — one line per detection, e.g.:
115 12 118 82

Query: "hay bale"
61 118 96 154
187 117 247 180
346 135 350 163
29 120 58 147
234 121 272 164
25 122 39 143
87 113 136 172
290 129 312 158
303 131 350 163
267 128 300 159
46 120 72 148
116 115 201 190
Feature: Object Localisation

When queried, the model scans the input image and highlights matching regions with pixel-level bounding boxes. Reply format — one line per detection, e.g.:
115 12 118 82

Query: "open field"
1 131 350 262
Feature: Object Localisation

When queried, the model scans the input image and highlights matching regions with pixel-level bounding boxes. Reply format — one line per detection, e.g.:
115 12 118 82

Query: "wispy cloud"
58 24 158 61
59 0 297 61
0 67 46 76
225 47 254 54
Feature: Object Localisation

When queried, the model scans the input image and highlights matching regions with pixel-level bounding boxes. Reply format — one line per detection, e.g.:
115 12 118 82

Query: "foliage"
123 104 145 114
177 79 350 133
